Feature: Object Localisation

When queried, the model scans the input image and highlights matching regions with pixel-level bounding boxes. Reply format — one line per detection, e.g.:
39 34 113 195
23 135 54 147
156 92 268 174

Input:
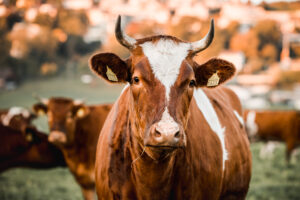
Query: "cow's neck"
126 95 178 199
130 143 177 199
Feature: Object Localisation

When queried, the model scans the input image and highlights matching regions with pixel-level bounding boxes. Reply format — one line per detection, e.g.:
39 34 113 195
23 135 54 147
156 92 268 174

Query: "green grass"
1 75 300 199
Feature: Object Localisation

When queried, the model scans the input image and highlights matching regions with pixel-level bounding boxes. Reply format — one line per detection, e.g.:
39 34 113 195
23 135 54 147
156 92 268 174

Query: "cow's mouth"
146 144 182 150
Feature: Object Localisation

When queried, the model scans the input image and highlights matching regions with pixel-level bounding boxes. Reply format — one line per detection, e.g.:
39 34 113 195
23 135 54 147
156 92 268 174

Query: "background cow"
0 107 36 132
0 124 66 173
244 110 300 162
33 98 112 200
90 16 251 200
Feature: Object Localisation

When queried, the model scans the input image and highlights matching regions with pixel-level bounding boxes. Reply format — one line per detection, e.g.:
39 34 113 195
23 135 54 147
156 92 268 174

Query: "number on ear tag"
207 71 220 87
106 66 118 82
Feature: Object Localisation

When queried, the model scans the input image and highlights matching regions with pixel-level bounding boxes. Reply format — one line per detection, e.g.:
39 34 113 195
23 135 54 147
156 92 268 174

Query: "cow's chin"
144 145 179 161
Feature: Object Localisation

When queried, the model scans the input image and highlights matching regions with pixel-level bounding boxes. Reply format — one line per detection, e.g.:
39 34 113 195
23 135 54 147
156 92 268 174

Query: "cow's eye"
189 80 196 87
133 77 139 84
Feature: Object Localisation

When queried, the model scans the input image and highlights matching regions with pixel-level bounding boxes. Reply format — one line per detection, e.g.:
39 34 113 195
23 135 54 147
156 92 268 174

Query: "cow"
89 16 252 200
0 107 36 132
244 109 300 162
0 124 66 172
33 98 112 200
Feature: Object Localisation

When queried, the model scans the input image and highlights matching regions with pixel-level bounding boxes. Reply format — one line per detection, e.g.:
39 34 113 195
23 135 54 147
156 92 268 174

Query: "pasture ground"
1 75 300 200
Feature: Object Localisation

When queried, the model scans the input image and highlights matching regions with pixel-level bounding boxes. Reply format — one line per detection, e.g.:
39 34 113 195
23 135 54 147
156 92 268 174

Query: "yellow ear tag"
106 66 118 82
37 109 45 116
76 108 85 118
26 133 33 142
207 71 220 87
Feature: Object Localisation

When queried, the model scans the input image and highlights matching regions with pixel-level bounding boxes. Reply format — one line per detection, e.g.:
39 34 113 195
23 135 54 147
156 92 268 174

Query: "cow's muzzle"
144 122 186 149
48 131 67 145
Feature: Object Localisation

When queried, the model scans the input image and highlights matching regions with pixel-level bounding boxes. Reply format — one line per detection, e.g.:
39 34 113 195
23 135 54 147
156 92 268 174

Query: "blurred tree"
168 17 227 63
34 13 56 28
0 17 11 65
253 19 282 61
242 57 264 74
222 21 239 49
290 43 300 59
6 11 23 30
230 30 259 58
58 10 89 36
58 34 100 59
261 44 278 64
277 71 300 87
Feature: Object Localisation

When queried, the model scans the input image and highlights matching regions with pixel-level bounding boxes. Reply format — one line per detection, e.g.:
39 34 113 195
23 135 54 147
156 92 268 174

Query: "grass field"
1 75 300 200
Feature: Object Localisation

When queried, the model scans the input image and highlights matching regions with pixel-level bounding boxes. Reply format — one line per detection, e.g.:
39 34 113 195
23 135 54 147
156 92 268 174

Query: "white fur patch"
1 107 30 126
140 39 189 135
245 111 258 138
140 39 190 101
233 110 244 126
193 88 228 170
156 109 180 136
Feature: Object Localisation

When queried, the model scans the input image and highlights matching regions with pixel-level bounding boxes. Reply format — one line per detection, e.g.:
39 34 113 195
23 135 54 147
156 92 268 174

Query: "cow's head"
1 107 36 133
33 97 90 147
90 16 235 158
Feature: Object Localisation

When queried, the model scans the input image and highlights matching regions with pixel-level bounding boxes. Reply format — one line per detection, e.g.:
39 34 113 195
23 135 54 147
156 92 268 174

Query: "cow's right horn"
115 15 136 50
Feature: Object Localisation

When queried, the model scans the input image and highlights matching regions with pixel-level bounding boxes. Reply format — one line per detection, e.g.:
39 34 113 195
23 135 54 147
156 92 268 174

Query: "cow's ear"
89 53 130 83
72 105 90 119
194 58 236 88
32 103 48 116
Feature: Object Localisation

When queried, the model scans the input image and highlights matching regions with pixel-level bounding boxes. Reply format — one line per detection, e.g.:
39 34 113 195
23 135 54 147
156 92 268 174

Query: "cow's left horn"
115 15 136 50
190 19 214 55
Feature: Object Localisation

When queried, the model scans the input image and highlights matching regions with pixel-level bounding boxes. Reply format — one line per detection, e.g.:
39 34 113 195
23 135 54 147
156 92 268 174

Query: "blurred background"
0 0 300 199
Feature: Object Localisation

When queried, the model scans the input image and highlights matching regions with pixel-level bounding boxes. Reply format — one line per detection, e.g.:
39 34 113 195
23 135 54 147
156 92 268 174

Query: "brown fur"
0 124 66 173
0 109 36 133
244 110 300 161
33 98 112 200
136 35 184 45
89 53 130 83
90 37 251 199
192 58 236 88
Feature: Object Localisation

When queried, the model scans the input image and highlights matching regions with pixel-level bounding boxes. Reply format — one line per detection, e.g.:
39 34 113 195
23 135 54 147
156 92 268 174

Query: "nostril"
154 129 161 137
174 131 180 138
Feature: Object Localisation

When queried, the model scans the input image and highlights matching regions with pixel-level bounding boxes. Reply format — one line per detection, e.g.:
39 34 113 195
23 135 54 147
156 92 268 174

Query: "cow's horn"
190 19 214 55
33 93 48 104
115 15 136 50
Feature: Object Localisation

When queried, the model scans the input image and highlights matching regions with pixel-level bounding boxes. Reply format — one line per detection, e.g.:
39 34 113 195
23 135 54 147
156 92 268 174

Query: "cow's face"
90 16 235 158
0 107 36 133
33 98 89 147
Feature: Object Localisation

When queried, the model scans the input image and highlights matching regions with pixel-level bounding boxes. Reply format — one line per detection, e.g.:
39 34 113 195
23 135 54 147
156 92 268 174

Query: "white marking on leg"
245 111 258 138
233 110 244 126
193 88 228 170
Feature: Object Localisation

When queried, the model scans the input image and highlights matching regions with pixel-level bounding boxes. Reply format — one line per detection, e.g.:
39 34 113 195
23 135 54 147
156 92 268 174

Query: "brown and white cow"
33 98 112 200
89 16 252 200
244 110 300 162
0 124 66 173
0 107 36 132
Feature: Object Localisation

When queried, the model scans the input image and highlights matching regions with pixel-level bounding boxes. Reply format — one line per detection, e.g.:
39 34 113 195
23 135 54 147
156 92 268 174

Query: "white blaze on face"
1 107 30 126
140 39 190 133
193 88 228 170
140 39 190 101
